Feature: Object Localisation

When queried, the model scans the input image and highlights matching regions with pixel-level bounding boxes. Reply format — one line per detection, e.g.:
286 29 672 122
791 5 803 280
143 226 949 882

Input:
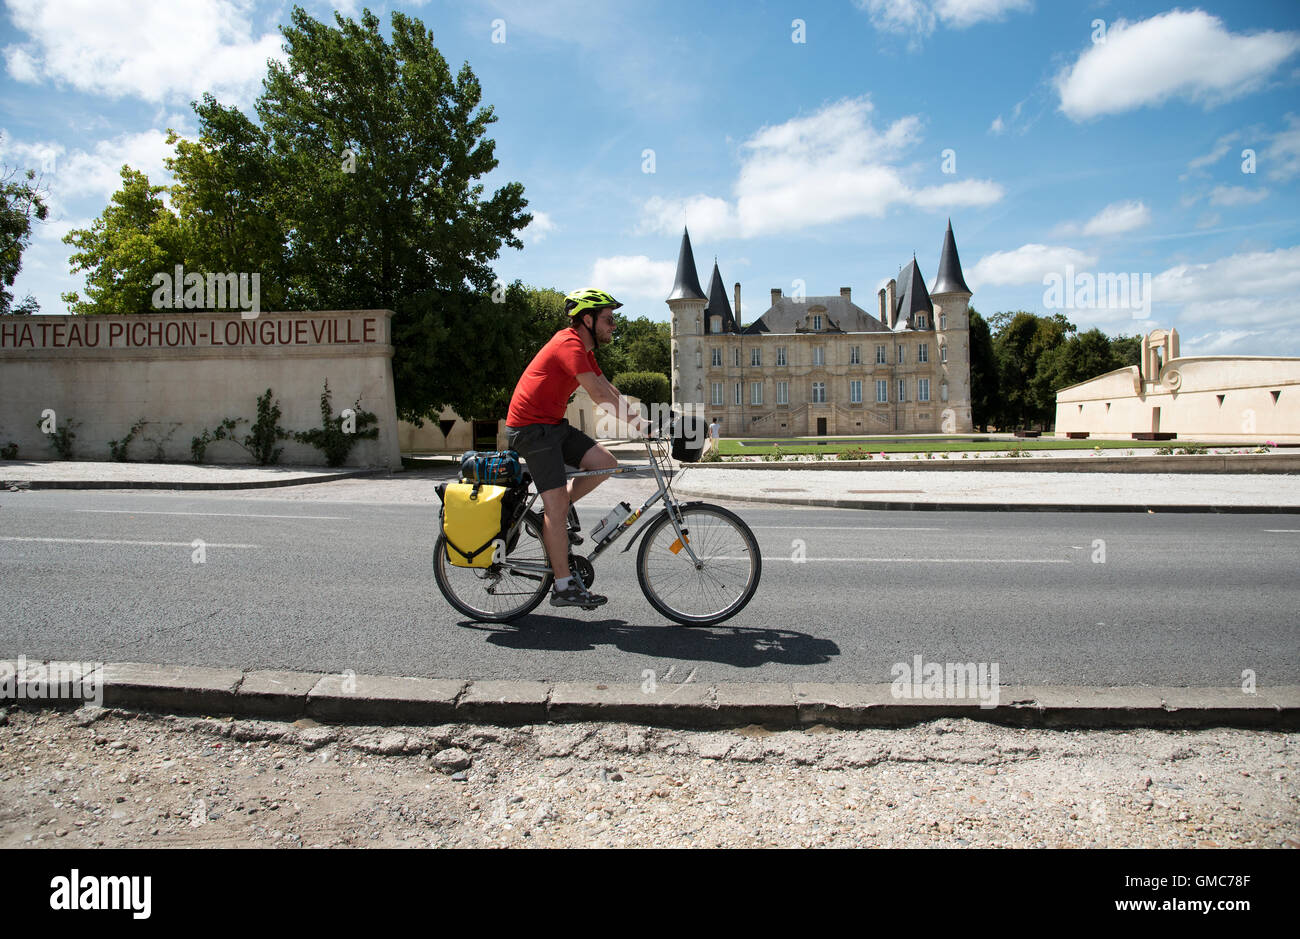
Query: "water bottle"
591 502 633 544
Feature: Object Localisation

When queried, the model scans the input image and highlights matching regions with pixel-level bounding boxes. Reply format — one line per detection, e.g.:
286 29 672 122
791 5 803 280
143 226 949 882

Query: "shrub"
36 417 77 460
0 441 17 460
762 445 784 462
837 446 871 461
191 418 246 463
293 380 380 467
108 418 147 462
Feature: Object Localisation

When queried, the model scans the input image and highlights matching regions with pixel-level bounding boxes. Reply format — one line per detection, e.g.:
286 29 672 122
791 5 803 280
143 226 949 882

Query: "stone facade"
666 223 974 437
1054 328 1300 441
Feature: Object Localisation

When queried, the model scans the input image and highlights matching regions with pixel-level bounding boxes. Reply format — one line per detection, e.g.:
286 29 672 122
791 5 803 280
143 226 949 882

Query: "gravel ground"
2 705 1296 849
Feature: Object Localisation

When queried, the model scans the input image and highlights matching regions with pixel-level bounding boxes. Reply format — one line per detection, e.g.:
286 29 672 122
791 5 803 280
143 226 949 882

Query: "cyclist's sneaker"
550 582 607 608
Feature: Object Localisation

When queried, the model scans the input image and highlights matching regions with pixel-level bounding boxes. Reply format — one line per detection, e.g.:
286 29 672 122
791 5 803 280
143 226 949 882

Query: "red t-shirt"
506 327 602 426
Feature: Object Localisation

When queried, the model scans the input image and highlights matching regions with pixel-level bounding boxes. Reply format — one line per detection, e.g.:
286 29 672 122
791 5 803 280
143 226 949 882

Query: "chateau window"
777 381 789 405
751 382 763 405
917 314 927 329
812 315 823 330
898 379 907 402
897 345 905 364
695 349 702 368
734 348 740 368
919 379 930 402
940 345 947 363
734 383 742 405
850 380 862 404
751 347 761 367
711 316 722 333
813 346 825 366
876 345 887 364
850 345 861 365
711 347 722 367
939 313 947 330
811 382 826 403
876 380 888 403
776 346 787 366
918 343 928 363
940 381 949 402
711 382 723 406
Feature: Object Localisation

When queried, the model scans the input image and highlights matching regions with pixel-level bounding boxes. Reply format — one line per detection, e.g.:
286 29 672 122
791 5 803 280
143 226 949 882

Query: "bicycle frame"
499 438 701 576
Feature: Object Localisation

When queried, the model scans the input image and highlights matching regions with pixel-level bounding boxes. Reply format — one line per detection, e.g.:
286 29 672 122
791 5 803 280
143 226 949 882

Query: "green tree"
165 95 290 310
62 167 188 314
1040 328 1123 398
611 371 670 411
967 307 998 432
256 7 530 420
616 315 670 375
1110 333 1142 367
1 159 48 315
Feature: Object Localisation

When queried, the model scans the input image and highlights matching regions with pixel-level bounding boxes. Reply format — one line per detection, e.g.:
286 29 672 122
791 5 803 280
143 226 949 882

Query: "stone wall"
0 310 402 467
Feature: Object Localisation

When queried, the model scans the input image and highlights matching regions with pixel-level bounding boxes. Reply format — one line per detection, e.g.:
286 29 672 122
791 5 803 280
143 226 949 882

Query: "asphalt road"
1 482 1297 687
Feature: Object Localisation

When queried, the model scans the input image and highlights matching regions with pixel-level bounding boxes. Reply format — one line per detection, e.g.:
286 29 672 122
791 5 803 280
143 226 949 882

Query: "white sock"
555 576 573 591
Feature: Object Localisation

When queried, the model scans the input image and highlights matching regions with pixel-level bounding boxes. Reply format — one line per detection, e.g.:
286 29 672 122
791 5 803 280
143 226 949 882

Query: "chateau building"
666 221 975 436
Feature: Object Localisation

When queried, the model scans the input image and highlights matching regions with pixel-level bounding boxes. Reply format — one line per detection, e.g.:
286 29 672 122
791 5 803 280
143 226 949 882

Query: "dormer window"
917 314 927 329
711 315 722 333
812 315 822 330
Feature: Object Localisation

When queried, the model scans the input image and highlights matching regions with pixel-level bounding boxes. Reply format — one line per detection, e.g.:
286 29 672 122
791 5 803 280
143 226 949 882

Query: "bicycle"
433 435 761 626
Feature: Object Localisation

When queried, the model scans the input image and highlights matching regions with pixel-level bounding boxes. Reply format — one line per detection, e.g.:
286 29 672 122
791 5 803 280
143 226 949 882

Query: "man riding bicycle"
504 288 652 608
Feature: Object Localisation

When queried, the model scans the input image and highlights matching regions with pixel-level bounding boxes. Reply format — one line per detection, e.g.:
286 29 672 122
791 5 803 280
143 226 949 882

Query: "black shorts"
504 420 597 494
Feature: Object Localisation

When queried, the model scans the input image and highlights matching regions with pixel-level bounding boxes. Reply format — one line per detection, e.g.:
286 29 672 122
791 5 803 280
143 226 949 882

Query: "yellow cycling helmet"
564 288 623 318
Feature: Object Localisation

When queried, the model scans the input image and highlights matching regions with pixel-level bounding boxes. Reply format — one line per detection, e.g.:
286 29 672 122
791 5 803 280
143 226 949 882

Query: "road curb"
1 468 395 491
671 487 1300 514
3 661 1296 729
687 453 1300 474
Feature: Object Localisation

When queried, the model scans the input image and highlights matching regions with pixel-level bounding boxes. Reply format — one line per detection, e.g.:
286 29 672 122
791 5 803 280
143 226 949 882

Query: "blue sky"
3 0 1299 355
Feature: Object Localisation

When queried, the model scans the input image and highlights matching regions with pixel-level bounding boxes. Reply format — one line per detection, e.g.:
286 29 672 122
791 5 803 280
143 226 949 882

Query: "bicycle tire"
635 502 761 626
433 529 553 623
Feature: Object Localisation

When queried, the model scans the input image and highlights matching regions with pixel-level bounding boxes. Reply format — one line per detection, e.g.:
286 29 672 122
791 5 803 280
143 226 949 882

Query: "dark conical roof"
932 219 971 295
704 261 738 333
667 228 706 301
894 258 933 329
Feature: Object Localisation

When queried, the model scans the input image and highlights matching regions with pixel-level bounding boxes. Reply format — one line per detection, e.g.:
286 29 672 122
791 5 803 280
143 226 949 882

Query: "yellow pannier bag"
441 482 508 568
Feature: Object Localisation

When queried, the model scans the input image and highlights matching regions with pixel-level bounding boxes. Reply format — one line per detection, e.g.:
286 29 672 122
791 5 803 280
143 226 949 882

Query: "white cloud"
1152 246 1300 308
590 255 677 302
1263 113 1300 181
523 210 556 245
1055 10 1300 121
1182 132 1239 179
1182 328 1267 355
3 0 283 107
1081 200 1151 237
1196 213 1221 230
967 243 1097 287
637 195 736 241
854 0 1030 38
933 0 1033 29
989 115 1005 135
1208 185 1269 207
637 97 1003 240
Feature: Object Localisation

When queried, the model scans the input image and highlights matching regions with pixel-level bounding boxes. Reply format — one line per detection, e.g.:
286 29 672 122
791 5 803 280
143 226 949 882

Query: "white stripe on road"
1262 529 1300 532
1 537 259 548
741 556 1070 563
76 509 348 520
750 526 945 531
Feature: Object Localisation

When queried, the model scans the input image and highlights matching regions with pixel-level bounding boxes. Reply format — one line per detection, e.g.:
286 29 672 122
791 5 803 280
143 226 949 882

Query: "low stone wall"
0 311 402 468
687 453 1300 474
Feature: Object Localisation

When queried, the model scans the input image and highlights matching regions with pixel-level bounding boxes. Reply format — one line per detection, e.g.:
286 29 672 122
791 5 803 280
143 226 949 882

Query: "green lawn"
715 437 1205 456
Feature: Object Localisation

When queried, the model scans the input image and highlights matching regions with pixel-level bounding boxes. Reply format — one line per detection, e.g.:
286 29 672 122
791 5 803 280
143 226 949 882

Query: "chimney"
734 282 741 327
885 279 897 329
771 288 782 307
878 288 887 323
840 287 851 302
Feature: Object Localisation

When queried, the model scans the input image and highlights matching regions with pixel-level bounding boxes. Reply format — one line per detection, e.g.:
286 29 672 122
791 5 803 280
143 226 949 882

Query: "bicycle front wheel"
636 503 761 626
433 526 552 623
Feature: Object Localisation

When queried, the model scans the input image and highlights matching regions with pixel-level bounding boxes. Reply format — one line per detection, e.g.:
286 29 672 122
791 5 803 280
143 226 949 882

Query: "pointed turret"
932 219 972 296
667 228 706 301
894 258 933 329
704 260 739 333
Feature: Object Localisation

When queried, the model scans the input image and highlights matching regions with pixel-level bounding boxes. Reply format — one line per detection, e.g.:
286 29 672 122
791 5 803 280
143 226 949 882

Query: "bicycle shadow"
457 614 839 669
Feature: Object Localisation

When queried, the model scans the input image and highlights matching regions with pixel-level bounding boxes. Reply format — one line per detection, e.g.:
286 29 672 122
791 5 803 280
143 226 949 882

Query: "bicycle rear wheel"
635 503 761 626
433 520 552 622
